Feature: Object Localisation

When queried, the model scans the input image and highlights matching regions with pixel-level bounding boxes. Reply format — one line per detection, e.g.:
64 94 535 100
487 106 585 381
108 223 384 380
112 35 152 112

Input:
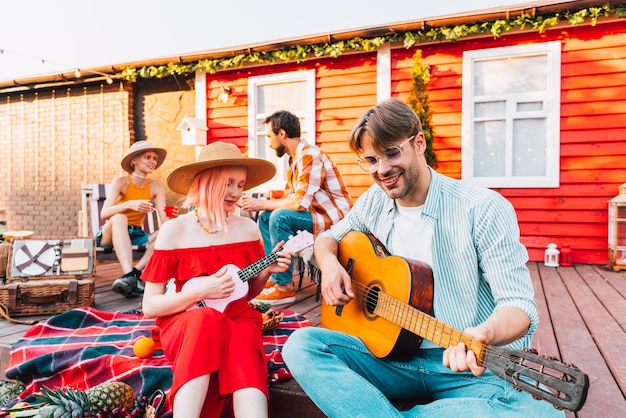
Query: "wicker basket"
0 242 9 279
261 309 284 333
0 278 95 317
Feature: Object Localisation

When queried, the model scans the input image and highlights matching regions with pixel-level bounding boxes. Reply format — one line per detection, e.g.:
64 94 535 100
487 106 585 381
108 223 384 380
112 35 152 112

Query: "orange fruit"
133 336 156 358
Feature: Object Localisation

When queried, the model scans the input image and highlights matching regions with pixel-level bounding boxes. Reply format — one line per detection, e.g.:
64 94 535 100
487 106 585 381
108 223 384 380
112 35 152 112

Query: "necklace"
194 208 229 234
132 172 148 179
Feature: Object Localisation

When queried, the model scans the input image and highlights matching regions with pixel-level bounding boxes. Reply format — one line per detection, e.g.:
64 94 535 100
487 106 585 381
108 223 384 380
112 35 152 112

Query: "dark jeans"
257 209 313 285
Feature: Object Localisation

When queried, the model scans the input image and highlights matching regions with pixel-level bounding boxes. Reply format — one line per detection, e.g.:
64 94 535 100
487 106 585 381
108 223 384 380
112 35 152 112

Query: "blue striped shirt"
321 168 538 349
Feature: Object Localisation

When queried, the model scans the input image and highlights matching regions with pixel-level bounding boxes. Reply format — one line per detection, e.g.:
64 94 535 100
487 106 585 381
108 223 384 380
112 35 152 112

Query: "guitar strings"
345 279 572 385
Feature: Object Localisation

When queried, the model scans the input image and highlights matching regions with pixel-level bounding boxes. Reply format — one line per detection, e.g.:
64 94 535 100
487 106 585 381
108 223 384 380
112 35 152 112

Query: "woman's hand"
185 266 235 300
266 241 293 274
127 199 154 213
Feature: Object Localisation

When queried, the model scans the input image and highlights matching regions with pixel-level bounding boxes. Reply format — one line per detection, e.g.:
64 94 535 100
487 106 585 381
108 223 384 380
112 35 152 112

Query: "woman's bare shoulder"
230 215 261 240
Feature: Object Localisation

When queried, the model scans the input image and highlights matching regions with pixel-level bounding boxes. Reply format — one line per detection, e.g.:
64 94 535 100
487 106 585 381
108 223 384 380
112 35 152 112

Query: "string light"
0 47 117 83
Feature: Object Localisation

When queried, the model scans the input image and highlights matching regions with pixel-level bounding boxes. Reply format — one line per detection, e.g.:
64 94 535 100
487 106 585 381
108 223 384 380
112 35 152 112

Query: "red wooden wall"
205 19 626 265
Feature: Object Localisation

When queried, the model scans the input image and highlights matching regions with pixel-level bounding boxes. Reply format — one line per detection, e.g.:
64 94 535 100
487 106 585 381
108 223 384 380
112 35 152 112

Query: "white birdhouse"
176 117 208 146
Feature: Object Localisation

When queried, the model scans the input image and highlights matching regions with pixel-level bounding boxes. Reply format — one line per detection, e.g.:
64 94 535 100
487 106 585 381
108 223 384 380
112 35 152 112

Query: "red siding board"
499 183 620 197
516 209 606 224
506 196 611 210
560 127 626 143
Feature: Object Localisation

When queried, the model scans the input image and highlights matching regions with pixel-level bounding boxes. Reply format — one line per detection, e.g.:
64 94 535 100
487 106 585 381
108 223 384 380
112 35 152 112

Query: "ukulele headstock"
282 230 314 253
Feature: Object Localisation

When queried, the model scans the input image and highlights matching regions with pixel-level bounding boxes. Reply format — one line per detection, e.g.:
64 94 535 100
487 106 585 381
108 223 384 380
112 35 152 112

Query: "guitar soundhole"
363 285 380 316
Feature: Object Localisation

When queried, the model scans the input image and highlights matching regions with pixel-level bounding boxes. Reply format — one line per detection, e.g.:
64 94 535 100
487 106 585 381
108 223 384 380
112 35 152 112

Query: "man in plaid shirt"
240 110 352 305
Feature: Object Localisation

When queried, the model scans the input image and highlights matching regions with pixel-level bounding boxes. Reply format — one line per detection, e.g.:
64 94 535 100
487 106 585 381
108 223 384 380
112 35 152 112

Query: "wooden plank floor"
2 261 625 417
530 263 626 417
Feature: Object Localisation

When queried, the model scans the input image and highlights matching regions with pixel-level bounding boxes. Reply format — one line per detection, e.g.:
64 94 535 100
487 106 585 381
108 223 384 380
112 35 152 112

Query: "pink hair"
183 167 232 232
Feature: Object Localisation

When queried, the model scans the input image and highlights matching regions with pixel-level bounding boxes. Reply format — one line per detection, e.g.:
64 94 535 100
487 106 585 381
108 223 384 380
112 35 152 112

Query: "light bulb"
217 86 232 103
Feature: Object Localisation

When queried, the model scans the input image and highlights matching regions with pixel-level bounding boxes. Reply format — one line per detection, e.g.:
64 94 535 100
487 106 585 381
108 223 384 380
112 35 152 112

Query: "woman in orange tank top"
97 141 172 297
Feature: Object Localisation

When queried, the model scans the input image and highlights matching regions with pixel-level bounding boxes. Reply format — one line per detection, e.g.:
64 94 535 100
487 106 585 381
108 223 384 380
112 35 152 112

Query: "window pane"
475 55 547 96
255 118 269 160
513 118 547 176
258 81 306 114
475 101 505 118
474 120 505 177
517 101 543 112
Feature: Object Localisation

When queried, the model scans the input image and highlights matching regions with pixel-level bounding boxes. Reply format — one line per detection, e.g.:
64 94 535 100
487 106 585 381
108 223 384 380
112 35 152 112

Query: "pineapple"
85 381 135 412
35 381 135 417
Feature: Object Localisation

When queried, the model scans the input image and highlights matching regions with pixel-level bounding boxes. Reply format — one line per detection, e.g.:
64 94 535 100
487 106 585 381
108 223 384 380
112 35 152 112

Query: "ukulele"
182 230 314 312
321 231 589 412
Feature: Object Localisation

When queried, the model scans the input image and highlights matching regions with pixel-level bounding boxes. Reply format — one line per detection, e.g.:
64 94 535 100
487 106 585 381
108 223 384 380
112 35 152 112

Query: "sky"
0 0 528 82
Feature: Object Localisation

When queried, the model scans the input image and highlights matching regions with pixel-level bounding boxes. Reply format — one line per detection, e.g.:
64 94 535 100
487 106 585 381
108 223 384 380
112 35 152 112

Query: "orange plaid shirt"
286 140 353 236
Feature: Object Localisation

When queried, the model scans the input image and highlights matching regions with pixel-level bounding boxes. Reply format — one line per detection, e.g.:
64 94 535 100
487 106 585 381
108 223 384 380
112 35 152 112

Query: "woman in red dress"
141 142 292 418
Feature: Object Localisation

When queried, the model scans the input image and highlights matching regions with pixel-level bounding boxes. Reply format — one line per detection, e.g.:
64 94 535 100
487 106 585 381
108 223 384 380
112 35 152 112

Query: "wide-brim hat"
167 142 276 195
121 141 167 173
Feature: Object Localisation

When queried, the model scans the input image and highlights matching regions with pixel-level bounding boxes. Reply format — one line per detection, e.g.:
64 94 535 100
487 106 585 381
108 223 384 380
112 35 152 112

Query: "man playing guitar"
282 99 570 417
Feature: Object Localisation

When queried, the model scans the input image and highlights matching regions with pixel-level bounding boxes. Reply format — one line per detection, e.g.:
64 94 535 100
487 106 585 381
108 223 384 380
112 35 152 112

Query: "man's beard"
274 144 286 158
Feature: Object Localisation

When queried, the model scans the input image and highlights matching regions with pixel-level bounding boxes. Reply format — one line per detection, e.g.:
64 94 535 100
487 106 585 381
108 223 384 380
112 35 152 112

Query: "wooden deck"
1 260 625 417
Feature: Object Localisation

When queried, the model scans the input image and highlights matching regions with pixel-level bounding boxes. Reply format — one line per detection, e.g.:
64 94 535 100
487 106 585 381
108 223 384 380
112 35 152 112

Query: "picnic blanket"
5 306 311 415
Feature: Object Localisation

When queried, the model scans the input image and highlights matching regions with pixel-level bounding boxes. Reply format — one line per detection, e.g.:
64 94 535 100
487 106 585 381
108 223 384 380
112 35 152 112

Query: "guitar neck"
375 291 487 364
238 249 281 283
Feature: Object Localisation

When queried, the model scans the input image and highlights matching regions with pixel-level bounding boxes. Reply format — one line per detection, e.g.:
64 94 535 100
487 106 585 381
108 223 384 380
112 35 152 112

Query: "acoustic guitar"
320 231 589 412
183 230 314 312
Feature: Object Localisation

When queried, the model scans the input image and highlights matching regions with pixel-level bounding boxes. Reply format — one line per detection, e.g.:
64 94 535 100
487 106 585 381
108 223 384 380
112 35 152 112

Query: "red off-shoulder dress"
141 240 268 418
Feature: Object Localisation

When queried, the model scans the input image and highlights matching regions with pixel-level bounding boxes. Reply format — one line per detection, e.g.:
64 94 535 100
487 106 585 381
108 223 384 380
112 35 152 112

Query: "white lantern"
608 182 626 271
544 243 559 267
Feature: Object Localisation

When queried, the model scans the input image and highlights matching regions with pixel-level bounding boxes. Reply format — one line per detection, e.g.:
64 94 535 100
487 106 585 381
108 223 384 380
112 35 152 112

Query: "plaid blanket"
6 306 311 415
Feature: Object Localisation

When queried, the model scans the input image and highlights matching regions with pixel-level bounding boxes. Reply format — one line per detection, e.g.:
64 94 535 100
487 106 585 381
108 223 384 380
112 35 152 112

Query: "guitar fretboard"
374 291 486 363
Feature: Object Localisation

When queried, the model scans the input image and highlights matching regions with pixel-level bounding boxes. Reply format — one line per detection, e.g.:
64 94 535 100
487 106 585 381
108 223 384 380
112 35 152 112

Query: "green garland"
407 50 437 168
121 3 626 82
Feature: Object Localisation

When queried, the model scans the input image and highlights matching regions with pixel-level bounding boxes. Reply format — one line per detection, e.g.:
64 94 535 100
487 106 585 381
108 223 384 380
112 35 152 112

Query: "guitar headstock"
484 347 588 412
283 230 314 253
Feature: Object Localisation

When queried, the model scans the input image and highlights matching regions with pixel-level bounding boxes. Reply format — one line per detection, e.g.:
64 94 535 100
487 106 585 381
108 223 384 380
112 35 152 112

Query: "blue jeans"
257 209 312 285
282 327 565 418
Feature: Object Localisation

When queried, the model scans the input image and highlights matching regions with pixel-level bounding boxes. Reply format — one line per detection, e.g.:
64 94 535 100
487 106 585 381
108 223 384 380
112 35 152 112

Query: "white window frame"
247 70 316 191
461 41 561 188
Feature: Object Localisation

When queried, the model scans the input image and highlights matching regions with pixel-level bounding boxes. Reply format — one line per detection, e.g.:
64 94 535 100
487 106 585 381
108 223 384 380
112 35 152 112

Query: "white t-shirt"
391 203 438 349
391 204 433 267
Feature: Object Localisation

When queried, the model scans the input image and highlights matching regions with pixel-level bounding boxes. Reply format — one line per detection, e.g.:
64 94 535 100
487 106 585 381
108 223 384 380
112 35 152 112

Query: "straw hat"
167 142 276 195
121 141 167 173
